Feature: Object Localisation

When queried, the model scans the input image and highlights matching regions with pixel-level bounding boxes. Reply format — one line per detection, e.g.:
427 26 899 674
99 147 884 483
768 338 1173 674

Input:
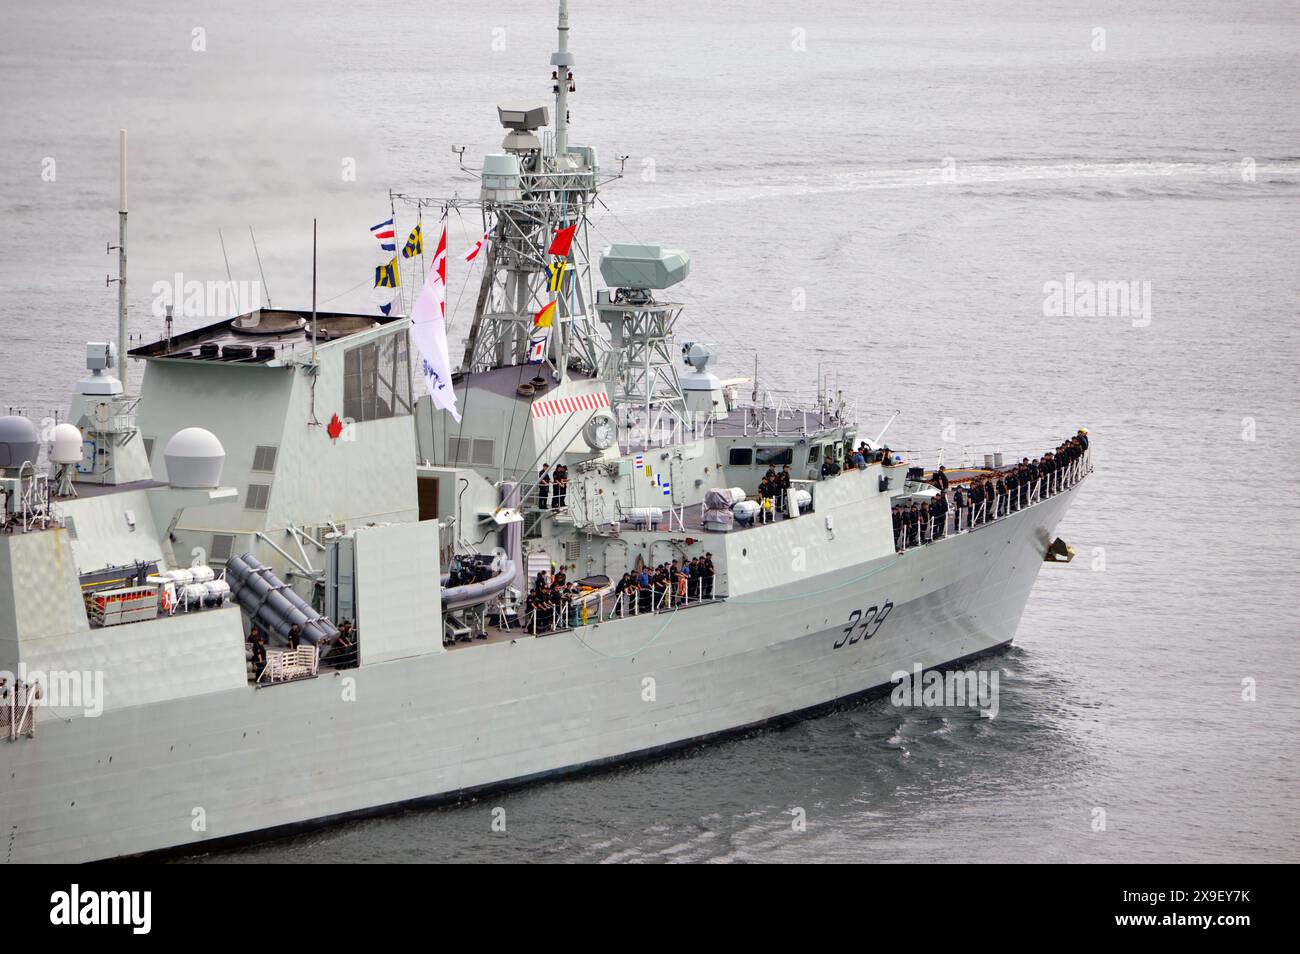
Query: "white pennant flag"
463 228 490 263
408 225 460 422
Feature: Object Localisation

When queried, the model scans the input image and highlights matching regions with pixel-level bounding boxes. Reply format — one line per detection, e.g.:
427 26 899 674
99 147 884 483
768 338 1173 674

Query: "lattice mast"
461 0 608 379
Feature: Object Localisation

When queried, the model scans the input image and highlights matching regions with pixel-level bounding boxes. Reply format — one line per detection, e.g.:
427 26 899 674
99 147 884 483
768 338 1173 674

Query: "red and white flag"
408 225 460 422
463 228 491 263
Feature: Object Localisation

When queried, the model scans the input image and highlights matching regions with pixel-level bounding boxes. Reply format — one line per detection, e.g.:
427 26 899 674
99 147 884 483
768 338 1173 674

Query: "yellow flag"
533 301 556 328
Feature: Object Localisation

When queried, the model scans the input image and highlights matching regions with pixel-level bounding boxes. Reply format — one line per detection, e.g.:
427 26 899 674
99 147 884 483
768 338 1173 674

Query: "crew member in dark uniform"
932 492 948 538
553 464 568 509
537 465 551 510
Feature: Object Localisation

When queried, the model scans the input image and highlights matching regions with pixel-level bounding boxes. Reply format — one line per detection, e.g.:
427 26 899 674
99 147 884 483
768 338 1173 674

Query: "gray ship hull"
1 485 1077 863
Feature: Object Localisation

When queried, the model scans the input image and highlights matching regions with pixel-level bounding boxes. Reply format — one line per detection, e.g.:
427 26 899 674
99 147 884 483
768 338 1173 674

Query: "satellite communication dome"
49 423 84 465
163 427 226 488
0 415 39 469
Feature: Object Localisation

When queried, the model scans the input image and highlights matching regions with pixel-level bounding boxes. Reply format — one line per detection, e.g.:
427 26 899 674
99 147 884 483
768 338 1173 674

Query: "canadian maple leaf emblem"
327 414 343 441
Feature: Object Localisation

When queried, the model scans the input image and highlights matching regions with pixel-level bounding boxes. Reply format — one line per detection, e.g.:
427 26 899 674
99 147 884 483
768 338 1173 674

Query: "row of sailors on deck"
759 465 792 508
527 569 576 633
523 559 719 632
536 464 569 510
830 443 896 476
613 555 717 616
893 430 1090 551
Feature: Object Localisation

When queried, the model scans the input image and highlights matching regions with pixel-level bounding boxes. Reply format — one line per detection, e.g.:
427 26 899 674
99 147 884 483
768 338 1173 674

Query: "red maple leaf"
327 414 343 441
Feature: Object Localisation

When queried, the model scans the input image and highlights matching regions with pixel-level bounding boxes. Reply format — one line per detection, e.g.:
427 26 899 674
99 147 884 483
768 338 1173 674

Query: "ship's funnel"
163 427 225 488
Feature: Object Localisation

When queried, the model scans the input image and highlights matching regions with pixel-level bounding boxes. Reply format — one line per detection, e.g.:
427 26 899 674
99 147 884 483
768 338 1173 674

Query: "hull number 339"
833 602 894 650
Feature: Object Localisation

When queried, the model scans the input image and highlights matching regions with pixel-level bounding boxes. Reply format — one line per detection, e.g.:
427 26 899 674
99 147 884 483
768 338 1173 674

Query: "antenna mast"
459 0 608 379
554 0 571 157
116 129 128 392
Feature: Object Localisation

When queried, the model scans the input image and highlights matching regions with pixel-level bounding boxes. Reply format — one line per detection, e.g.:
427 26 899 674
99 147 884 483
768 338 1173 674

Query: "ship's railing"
0 681 41 740
525 576 719 635
895 452 1091 553
107 395 141 435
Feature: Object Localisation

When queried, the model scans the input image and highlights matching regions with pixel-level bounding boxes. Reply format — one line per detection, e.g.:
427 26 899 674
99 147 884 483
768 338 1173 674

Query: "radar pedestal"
680 341 728 422
597 245 691 435
66 341 153 486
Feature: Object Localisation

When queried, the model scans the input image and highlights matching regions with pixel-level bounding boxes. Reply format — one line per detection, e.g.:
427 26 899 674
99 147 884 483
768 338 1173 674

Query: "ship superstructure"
0 1 1090 863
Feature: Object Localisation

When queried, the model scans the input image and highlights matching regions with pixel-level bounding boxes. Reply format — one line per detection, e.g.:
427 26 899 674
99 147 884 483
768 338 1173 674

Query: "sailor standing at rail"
553 463 568 509
537 465 551 510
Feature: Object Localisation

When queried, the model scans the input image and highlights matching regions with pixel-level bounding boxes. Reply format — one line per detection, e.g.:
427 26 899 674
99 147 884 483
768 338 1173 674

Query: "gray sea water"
2 0 1297 862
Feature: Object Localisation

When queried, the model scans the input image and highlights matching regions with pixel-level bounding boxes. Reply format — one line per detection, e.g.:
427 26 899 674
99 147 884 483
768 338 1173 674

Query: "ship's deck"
616 406 848 454
610 504 797 535
446 595 723 650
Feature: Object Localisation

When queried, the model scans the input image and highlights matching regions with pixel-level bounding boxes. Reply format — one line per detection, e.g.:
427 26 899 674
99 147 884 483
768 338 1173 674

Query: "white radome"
163 427 225 488
49 422 84 465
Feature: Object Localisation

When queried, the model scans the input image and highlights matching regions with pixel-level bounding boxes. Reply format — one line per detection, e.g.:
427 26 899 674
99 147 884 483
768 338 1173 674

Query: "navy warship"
0 1 1090 863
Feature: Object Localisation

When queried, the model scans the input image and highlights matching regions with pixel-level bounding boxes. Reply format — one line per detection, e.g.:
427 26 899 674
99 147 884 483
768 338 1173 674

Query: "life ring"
93 402 111 427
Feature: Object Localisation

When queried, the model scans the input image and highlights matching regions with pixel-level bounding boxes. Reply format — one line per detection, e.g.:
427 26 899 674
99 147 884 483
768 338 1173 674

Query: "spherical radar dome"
0 415 39 468
163 427 226 488
49 423 84 465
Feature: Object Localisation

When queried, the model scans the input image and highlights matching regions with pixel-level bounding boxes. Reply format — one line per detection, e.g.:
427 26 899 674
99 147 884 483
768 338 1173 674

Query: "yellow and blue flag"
375 257 399 288
402 224 423 259
547 261 568 292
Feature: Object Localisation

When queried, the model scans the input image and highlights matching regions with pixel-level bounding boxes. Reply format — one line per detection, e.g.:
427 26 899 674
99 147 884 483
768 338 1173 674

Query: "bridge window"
728 447 753 466
756 446 793 466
